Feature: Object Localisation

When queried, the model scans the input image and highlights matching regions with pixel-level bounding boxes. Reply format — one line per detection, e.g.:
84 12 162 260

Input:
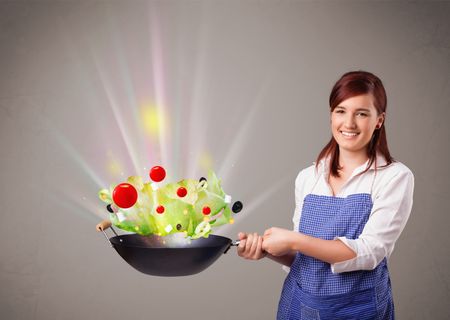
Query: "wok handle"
224 240 241 254
95 220 121 247
96 220 112 231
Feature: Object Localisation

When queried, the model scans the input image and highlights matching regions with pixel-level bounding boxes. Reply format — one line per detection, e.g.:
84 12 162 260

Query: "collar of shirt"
315 153 390 180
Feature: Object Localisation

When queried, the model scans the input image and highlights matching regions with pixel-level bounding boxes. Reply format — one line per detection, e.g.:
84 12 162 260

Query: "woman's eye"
335 109 344 114
357 112 368 117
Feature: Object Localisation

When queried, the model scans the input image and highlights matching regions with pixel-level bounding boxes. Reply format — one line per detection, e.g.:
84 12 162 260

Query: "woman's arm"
263 167 414 271
331 167 414 272
262 228 356 264
266 251 297 267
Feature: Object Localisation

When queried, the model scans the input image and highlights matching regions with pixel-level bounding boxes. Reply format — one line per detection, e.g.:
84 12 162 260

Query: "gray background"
1 1 449 319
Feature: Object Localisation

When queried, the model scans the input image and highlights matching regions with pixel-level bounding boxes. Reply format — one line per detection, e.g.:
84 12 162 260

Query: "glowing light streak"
149 8 170 174
93 55 141 175
183 19 209 179
46 187 104 221
217 175 291 235
104 5 148 175
198 151 213 172
106 151 125 178
140 103 167 137
218 79 270 181
52 133 106 189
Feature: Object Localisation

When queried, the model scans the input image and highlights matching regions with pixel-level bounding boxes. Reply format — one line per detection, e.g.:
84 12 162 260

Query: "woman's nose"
344 115 357 128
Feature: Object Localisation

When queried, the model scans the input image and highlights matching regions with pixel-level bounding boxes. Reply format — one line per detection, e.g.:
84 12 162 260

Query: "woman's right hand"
237 232 266 260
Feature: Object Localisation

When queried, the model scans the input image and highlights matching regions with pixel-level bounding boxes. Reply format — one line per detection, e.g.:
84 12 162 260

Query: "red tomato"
112 183 138 208
177 187 187 197
149 166 166 182
202 206 211 215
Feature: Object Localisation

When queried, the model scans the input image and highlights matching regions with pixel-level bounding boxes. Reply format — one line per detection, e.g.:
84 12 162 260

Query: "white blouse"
291 154 414 274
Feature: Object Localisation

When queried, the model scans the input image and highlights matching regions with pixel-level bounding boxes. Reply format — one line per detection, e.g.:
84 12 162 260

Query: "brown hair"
316 71 394 177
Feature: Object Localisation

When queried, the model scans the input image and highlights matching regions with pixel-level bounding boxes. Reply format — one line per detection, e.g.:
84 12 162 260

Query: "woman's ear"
376 112 386 129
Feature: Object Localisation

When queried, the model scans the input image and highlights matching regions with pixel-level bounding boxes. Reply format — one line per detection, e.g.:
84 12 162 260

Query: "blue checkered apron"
277 192 394 320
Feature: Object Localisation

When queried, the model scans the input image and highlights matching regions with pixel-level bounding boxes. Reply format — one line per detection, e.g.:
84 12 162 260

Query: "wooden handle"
96 220 112 231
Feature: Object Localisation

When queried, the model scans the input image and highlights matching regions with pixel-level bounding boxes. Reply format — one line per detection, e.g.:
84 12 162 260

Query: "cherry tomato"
112 183 138 208
177 187 187 197
202 206 211 215
149 166 166 182
156 205 165 214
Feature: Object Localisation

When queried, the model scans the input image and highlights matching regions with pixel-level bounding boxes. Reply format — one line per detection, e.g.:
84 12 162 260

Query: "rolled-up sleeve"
292 169 307 232
282 169 308 273
331 168 414 274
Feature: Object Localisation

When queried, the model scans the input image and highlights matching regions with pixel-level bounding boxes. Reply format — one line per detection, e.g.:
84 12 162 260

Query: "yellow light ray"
198 151 213 172
106 151 125 178
140 103 168 138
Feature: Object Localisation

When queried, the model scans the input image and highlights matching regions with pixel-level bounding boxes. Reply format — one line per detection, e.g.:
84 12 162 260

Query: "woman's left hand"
262 227 298 257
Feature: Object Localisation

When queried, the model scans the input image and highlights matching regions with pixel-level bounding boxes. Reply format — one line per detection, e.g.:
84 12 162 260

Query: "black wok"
98 222 239 277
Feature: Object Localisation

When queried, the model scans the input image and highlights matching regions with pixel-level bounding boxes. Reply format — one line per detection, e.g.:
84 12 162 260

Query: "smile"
340 131 359 137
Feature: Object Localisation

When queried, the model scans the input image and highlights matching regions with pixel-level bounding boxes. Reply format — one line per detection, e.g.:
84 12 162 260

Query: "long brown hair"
316 71 393 177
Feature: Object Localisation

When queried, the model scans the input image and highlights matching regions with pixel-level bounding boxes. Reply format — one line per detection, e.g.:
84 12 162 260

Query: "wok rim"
109 233 232 249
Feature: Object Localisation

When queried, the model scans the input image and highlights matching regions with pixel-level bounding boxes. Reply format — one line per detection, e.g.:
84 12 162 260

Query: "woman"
237 71 414 320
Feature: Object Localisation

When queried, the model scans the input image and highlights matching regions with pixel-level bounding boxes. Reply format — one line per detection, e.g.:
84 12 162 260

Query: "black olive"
232 201 243 213
106 204 114 213
199 177 207 182
176 224 182 230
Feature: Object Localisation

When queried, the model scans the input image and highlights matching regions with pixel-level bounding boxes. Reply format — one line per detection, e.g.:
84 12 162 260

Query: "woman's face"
331 94 384 156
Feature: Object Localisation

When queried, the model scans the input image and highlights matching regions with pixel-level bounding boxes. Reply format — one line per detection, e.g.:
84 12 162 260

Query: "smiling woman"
320 71 392 179
237 71 414 320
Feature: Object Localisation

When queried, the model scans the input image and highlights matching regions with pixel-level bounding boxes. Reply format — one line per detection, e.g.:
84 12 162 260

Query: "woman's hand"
237 232 266 260
262 227 298 257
